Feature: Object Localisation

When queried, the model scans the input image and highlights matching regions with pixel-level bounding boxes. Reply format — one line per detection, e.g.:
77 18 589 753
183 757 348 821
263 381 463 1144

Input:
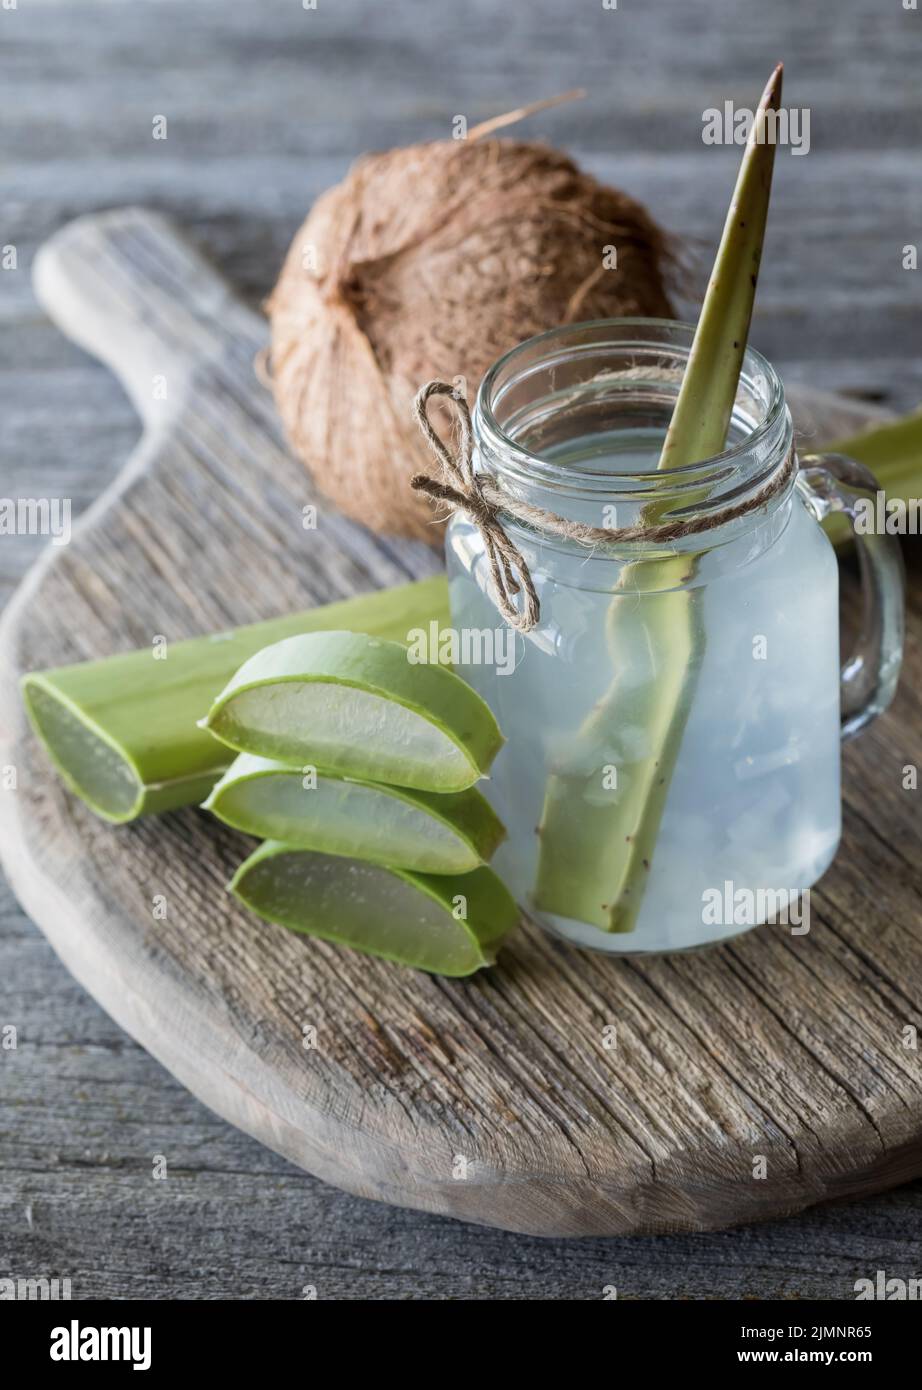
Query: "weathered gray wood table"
2 0 921 1297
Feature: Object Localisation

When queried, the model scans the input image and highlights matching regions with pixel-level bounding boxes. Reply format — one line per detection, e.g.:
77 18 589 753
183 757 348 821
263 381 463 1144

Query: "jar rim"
474 317 788 494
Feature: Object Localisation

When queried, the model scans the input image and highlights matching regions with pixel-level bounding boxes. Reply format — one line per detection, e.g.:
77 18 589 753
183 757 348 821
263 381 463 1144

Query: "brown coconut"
267 137 675 543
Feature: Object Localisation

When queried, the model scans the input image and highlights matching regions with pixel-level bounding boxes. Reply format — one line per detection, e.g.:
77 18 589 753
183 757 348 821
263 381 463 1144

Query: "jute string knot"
412 378 798 635
411 382 540 631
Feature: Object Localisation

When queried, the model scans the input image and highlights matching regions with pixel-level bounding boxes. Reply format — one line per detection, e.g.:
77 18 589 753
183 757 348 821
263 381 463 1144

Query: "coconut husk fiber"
267 136 675 543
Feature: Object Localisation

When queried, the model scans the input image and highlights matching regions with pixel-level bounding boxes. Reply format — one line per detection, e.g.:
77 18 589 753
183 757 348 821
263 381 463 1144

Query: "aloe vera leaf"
204 752 505 873
535 574 702 930
534 66 782 934
22 575 449 822
230 843 519 976
821 409 922 545
825 408 922 479
202 630 504 793
658 65 783 470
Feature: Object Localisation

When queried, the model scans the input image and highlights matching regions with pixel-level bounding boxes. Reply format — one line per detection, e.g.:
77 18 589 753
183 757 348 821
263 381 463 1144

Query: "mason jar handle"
797 452 905 740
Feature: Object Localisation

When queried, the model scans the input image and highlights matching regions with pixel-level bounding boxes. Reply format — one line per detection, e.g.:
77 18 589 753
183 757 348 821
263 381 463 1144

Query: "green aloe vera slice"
21 576 449 822
202 631 503 793
534 65 783 933
204 752 505 873
231 844 518 976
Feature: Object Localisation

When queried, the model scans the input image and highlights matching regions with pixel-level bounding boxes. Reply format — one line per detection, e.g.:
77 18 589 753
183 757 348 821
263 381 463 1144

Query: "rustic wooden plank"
2 863 920 1300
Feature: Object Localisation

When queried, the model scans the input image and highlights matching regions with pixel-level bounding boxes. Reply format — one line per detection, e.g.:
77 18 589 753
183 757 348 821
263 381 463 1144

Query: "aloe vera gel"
203 630 515 974
445 322 903 954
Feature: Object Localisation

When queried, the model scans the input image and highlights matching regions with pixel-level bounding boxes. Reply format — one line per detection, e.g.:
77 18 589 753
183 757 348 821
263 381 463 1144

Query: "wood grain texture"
2 0 922 1294
1 206 920 1240
6 859 922 1300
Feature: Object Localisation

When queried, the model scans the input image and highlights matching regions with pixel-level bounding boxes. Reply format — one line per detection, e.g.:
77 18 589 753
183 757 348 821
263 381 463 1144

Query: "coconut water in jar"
444 321 903 954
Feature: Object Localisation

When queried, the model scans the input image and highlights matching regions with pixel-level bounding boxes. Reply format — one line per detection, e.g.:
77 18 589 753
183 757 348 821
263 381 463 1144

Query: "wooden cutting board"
1 207 920 1238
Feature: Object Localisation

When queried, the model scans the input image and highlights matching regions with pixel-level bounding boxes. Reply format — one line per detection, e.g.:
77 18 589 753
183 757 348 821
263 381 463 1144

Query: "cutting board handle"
33 207 266 426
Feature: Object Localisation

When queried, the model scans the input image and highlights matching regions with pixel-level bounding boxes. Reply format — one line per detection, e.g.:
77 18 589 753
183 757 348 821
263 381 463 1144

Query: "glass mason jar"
445 320 904 955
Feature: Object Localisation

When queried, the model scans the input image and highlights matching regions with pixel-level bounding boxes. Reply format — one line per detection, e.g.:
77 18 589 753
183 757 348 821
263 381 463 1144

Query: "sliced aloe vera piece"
203 630 503 792
231 844 518 976
534 66 783 933
204 752 505 873
21 576 449 822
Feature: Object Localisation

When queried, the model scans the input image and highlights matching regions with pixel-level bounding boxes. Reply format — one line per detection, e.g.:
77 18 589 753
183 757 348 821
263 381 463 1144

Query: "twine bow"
411 381 541 632
411 378 798 635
